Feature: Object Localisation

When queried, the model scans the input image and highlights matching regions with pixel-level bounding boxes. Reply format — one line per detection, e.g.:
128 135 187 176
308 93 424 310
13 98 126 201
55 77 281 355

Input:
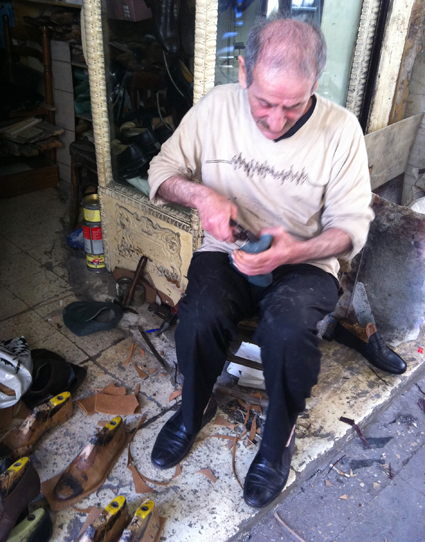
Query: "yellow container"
83 194 101 223
86 253 105 273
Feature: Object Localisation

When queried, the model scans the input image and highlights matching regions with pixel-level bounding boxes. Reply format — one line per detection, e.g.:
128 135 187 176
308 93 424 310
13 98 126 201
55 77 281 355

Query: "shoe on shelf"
0 457 41 542
0 392 72 462
151 397 217 470
244 431 295 509
334 320 407 375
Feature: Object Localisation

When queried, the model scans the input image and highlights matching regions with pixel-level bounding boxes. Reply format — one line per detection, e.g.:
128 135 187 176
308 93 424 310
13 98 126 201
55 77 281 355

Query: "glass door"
214 0 363 107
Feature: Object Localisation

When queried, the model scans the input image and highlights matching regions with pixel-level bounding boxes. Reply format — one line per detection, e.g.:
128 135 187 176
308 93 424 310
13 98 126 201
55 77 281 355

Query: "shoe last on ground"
151 399 217 470
80 496 130 542
0 392 72 461
6 508 52 542
0 457 41 542
243 432 295 509
54 416 126 501
118 499 161 542
334 321 407 375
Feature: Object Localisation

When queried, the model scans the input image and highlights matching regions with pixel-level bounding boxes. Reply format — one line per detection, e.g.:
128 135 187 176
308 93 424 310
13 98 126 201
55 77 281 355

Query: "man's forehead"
251 66 314 102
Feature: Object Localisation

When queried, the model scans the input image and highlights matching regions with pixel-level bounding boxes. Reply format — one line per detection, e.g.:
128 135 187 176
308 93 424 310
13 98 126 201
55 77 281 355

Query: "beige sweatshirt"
148 84 374 278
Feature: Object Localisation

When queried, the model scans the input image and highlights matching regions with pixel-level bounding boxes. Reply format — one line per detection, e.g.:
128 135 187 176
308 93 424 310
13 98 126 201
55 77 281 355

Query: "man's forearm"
291 228 352 263
157 176 238 242
157 175 210 209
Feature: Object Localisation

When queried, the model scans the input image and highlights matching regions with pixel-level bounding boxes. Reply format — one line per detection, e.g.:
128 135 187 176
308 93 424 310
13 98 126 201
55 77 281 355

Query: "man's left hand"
231 227 299 275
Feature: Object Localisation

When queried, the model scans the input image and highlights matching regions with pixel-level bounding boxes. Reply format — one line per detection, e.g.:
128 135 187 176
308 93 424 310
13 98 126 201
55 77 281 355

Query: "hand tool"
148 302 178 335
114 255 147 314
138 326 172 376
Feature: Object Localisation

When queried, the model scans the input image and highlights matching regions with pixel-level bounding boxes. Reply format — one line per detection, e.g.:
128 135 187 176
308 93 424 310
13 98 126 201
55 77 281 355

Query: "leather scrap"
248 414 257 447
232 433 242 489
76 507 102 539
123 343 137 367
169 389 182 402
95 393 139 415
214 416 237 430
127 446 181 492
197 469 218 483
76 395 96 416
131 359 148 379
100 383 126 395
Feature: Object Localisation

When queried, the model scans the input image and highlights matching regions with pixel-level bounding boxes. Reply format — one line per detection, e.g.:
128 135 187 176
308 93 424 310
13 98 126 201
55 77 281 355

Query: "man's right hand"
158 176 238 243
196 190 238 243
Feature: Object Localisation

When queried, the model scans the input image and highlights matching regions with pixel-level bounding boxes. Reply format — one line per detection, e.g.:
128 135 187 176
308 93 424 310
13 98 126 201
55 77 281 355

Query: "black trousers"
175 252 339 463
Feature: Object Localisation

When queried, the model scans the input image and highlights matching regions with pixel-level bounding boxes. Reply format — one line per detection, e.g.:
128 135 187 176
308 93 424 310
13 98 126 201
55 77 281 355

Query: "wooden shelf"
16 0 83 8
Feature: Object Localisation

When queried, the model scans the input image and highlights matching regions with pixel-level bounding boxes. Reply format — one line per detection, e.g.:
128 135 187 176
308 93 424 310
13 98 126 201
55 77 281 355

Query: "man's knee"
178 287 239 336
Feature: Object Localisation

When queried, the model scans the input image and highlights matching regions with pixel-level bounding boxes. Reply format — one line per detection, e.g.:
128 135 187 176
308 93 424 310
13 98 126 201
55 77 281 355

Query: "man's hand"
158 176 237 243
232 226 353 276
232 227 299 275
196 190 237 243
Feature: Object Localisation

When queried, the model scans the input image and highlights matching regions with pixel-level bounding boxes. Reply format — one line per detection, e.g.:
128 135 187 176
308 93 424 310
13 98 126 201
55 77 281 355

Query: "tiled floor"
0 187 424 542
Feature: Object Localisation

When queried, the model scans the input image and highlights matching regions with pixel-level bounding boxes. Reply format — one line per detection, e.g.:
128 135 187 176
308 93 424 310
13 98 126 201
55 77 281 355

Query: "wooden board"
0 156 59 198
365 113 424 190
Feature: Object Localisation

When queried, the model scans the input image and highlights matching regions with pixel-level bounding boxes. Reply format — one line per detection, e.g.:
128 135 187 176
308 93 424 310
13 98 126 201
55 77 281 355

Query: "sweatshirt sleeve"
147 98 206 206
321 116 374 261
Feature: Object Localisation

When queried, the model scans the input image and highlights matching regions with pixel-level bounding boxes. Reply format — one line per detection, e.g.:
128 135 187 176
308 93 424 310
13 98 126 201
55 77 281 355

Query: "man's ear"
238 56 248 89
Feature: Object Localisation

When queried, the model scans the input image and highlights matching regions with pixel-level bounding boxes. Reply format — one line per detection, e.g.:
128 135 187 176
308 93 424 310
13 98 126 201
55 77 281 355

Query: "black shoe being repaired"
244 431 295 509
334 321 407 375
151 399 217 470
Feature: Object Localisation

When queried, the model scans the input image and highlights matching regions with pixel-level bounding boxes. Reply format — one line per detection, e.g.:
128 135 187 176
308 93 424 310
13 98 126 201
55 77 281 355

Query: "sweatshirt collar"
273 94 317 142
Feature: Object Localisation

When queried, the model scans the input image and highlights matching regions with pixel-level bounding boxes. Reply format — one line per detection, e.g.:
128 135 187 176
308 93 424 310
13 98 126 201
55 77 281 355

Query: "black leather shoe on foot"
151 400 217 470
334 321 407 375
244 432 295 508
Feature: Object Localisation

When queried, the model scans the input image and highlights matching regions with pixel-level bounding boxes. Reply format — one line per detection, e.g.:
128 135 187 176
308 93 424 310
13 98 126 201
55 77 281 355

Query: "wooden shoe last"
79 496 130 542
54 417 126 501
0 393 72 461
118 500 161 542
0 458 41 542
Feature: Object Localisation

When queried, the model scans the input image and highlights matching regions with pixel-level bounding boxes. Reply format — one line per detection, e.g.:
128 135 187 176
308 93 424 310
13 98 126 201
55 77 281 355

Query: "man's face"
238 56 318 140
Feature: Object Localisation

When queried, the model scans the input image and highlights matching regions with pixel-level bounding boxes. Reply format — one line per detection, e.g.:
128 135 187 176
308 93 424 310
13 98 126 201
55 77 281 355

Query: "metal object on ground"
116 278 146 307
86 253 105 273
83 194 101 223
83 220 104 255
113 256 148 314
138 325 171 375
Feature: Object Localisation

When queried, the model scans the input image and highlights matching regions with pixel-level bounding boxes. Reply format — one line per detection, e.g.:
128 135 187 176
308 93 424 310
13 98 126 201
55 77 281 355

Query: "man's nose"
268 108 287 132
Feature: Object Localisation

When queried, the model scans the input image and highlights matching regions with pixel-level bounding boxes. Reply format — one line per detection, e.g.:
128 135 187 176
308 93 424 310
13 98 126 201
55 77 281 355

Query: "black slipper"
63 301 123 337
23 350 87 409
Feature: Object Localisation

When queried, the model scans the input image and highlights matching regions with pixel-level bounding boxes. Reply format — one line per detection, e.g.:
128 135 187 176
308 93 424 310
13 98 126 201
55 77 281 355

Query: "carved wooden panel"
115 204 183 287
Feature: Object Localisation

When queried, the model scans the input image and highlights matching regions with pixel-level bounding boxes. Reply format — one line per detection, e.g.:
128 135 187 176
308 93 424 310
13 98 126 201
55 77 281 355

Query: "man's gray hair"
244 16 327 88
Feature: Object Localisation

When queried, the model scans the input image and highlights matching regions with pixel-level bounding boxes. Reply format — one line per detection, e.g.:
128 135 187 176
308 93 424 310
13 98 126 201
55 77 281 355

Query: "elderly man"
148 16 374 508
